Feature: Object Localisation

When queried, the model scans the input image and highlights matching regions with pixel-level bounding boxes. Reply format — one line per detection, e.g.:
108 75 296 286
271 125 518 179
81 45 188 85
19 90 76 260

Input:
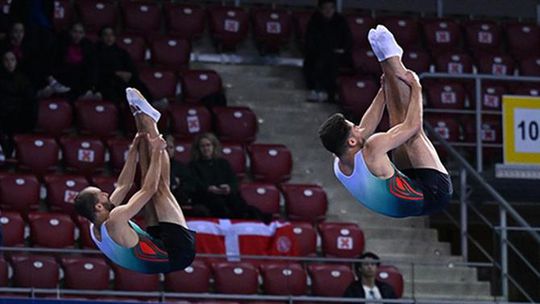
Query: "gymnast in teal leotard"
319 26 452 218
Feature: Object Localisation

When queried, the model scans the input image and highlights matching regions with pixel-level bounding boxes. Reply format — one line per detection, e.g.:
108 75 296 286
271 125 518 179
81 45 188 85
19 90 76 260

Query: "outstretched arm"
109 133 143 206
364 71 422 155
357 82 386 137
109 135 165 222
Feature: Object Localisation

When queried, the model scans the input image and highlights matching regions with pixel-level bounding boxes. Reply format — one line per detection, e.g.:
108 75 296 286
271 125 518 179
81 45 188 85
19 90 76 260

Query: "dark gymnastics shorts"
401 168 453 215
147 222 196 271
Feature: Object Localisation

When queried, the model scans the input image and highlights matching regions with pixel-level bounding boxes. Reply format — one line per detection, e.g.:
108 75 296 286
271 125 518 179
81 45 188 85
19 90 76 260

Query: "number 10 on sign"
503 96 540 164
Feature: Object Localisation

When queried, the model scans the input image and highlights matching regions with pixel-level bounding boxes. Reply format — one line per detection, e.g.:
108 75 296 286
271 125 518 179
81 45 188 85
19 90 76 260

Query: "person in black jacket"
344 252 398 301
303 0 352 103
95 26 151 105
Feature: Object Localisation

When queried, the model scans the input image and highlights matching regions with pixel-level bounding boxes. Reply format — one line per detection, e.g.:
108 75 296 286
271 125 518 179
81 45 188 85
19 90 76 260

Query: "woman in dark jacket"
303 0 352 102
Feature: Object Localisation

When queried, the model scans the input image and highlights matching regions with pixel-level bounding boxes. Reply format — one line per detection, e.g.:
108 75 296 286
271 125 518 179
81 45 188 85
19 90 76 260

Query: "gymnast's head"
74 187 114 223
318 113 365 158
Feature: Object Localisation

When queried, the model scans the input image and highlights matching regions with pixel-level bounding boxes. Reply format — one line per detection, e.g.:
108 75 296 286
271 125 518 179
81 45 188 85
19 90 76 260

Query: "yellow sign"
503 95 540 164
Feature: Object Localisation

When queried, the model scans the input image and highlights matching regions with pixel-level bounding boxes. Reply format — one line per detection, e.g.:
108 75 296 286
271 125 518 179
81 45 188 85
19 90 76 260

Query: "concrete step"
397 264 479 283
404 281 492 299
361 227 438 242
366 239 451 256
378 252 464 265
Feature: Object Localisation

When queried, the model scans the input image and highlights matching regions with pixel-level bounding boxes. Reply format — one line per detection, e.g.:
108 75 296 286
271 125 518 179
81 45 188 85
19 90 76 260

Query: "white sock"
373 25 403 62
125 88 161 123
368 28 385 63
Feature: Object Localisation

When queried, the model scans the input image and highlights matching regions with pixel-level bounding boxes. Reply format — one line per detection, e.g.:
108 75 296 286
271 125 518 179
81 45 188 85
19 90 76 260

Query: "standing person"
74 88 195 273
318 25 452 218
303 0 352 103
344 252 398 301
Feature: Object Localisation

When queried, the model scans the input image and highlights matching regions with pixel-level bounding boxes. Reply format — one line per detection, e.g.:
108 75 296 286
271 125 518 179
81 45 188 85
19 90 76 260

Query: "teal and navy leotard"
90 220 171 274
334 150 425 218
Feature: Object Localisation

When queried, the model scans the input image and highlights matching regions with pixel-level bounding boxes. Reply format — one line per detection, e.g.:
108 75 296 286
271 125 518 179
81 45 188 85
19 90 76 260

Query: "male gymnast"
75 88 195 273
318 26 452 218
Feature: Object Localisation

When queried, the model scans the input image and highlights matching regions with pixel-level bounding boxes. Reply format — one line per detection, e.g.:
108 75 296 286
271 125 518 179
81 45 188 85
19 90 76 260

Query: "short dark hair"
318 0 336 7
318 113 351 157
354 251 381 275
74 189 98 222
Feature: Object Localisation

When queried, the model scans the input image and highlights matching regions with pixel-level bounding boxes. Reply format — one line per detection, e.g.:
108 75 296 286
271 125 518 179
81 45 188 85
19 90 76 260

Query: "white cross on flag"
266 21 281 34
78 149 95 163
224 19 240 33
337 236 353 250
435 31 450 43
64 190 80 203
186 115 201 133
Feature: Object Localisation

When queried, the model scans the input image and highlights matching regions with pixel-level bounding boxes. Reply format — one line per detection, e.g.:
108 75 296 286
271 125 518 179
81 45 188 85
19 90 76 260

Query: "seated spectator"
189 133 271 221
0 51 38 157
52 22 100 100
303 0 352 103
344 252 398 301
95 26 151 105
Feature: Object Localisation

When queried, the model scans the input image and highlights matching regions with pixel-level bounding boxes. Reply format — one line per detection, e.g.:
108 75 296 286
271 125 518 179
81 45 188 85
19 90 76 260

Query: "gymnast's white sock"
372 25 403 62
125 87 161 123
368 28 386 63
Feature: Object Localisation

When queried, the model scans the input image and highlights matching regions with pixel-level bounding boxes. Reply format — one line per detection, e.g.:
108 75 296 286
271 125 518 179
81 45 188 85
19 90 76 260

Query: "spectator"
344 252 398 301
303 0 352 103
95 26 151 105
52 22 100 100
0 51 38 157
189 133 271 221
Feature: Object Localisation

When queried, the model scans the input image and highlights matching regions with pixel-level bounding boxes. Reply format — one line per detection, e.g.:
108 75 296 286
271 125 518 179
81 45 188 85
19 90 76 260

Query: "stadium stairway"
192 62 492 301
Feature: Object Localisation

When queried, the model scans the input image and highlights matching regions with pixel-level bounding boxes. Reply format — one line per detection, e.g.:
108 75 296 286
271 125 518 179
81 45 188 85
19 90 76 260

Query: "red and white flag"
187 218 298 261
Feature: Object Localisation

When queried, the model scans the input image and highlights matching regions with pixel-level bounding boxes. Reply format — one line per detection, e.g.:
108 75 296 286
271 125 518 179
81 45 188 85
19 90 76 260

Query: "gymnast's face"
346 120 364 148
85 187 114 215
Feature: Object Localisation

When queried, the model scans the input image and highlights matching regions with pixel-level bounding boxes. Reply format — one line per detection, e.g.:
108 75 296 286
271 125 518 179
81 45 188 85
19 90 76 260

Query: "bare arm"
365 71 423 155
357 86 386 137
109 135 165 222
109 133 143 206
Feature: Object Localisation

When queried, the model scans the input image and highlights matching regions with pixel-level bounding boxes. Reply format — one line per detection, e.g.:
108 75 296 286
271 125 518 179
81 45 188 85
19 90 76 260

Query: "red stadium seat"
422 18 462 53
0 211 26 246
28 212 76 248
338 76 379 119
44 174 90 214
106 137 131 172
0 173 40 213
221 143 247 179
122 1 161 38
435 52 473 74
481 115 502 144
252 8 293 52
77 216 96 249
352 48 380 75
239 183 280 215
208 6 249 50
260 262 307 295
290 221 317 256
292 10 312 43
380 16 421 48
180 69 223 104
14 134 59 174
307 264 354 297
114 266 160 291
213 106 258 143
139 67 178 100
62 256 111 290
150 37 191 71
77 0 118 32
281 184 327 222
513 83 540 97
464 20 501 54
117 34 147 63
164 3 206 40
53 0 75 31
248 144 292 183
519 56 540 76
318 222 365 258
504 22 540 60
377 265 404 298
0 255 8 287
60 136 106 175
346 14 375 48
425 114 462 142
426 82 467 109
91 175 117 196
75 99 119 137
11 254 60 288
36 98 73 135
402 49 431 74
169 104 212 138
476 53 515 76
212 262 259 294
164 260 210 292
171 137 192 164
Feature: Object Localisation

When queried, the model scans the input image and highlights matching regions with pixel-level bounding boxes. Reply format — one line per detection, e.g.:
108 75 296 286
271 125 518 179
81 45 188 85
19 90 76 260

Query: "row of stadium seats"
0 254 404 298
1 212 370 258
